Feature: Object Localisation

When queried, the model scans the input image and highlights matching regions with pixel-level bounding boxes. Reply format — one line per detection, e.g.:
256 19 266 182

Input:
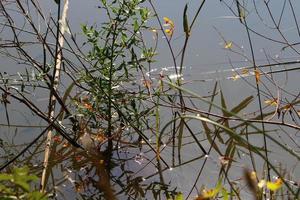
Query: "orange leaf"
62 142 70 148
75 155 83 161
254 69 260 83
83 102 93 111
93 133 107 143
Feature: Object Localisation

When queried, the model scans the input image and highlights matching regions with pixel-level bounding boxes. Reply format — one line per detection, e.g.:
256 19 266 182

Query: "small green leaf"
175 192 184 200
230 95 253 116
183 4 190 36
220 90 229 117
14 180 30 192
28 191 48 200
177 119 184 164
236 1 245 23
215 179 223 193
0 174 12 181
14 166 29 176
200 114 222 155
133 20 139 32
222 188 229 200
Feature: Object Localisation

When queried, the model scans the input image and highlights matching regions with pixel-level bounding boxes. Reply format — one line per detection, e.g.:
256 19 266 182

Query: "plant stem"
40 0 69 192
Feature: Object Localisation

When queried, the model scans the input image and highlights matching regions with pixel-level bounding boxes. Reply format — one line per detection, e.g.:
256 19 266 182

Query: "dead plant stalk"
40 0 69 192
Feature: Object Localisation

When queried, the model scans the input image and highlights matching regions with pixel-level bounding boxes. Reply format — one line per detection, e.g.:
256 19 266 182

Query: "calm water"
0 0 300 199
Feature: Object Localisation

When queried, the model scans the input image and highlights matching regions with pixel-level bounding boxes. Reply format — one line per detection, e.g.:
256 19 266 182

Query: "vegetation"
0 166 46 199
0 0 299 199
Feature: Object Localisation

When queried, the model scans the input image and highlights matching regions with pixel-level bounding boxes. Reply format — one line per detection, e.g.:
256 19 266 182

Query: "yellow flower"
195 180 222 199
202 189 216 198
163 17 174 27
163 17 174 37
199 187 220 199
266 178 283 191
257 178 283 192
165 28 173 36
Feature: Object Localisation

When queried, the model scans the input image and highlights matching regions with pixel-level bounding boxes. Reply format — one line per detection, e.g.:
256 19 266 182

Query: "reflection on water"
146 66 186 81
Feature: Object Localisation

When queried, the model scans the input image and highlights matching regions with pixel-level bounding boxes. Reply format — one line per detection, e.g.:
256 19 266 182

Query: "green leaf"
177 119 184 164
0 174 12 181
230 95 253 116
25 175 39 182
236 1 245 23
222 188 229 200
183 4 190 36
59 81 76 120
140 8 149 21
28 191 48 200
220 90 229 117
14 166 29 176
14 180 30 192
215 179 223 193
175 192 184 200
199 114 222 155
133 20 139 32
223 140 236 174
165 114 262 156
207 82 218 114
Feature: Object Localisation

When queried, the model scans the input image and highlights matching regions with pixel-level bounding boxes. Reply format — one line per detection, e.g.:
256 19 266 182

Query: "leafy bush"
0 166 46 200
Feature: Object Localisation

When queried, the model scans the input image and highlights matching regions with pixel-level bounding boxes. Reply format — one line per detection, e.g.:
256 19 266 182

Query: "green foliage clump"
0 166 47 200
